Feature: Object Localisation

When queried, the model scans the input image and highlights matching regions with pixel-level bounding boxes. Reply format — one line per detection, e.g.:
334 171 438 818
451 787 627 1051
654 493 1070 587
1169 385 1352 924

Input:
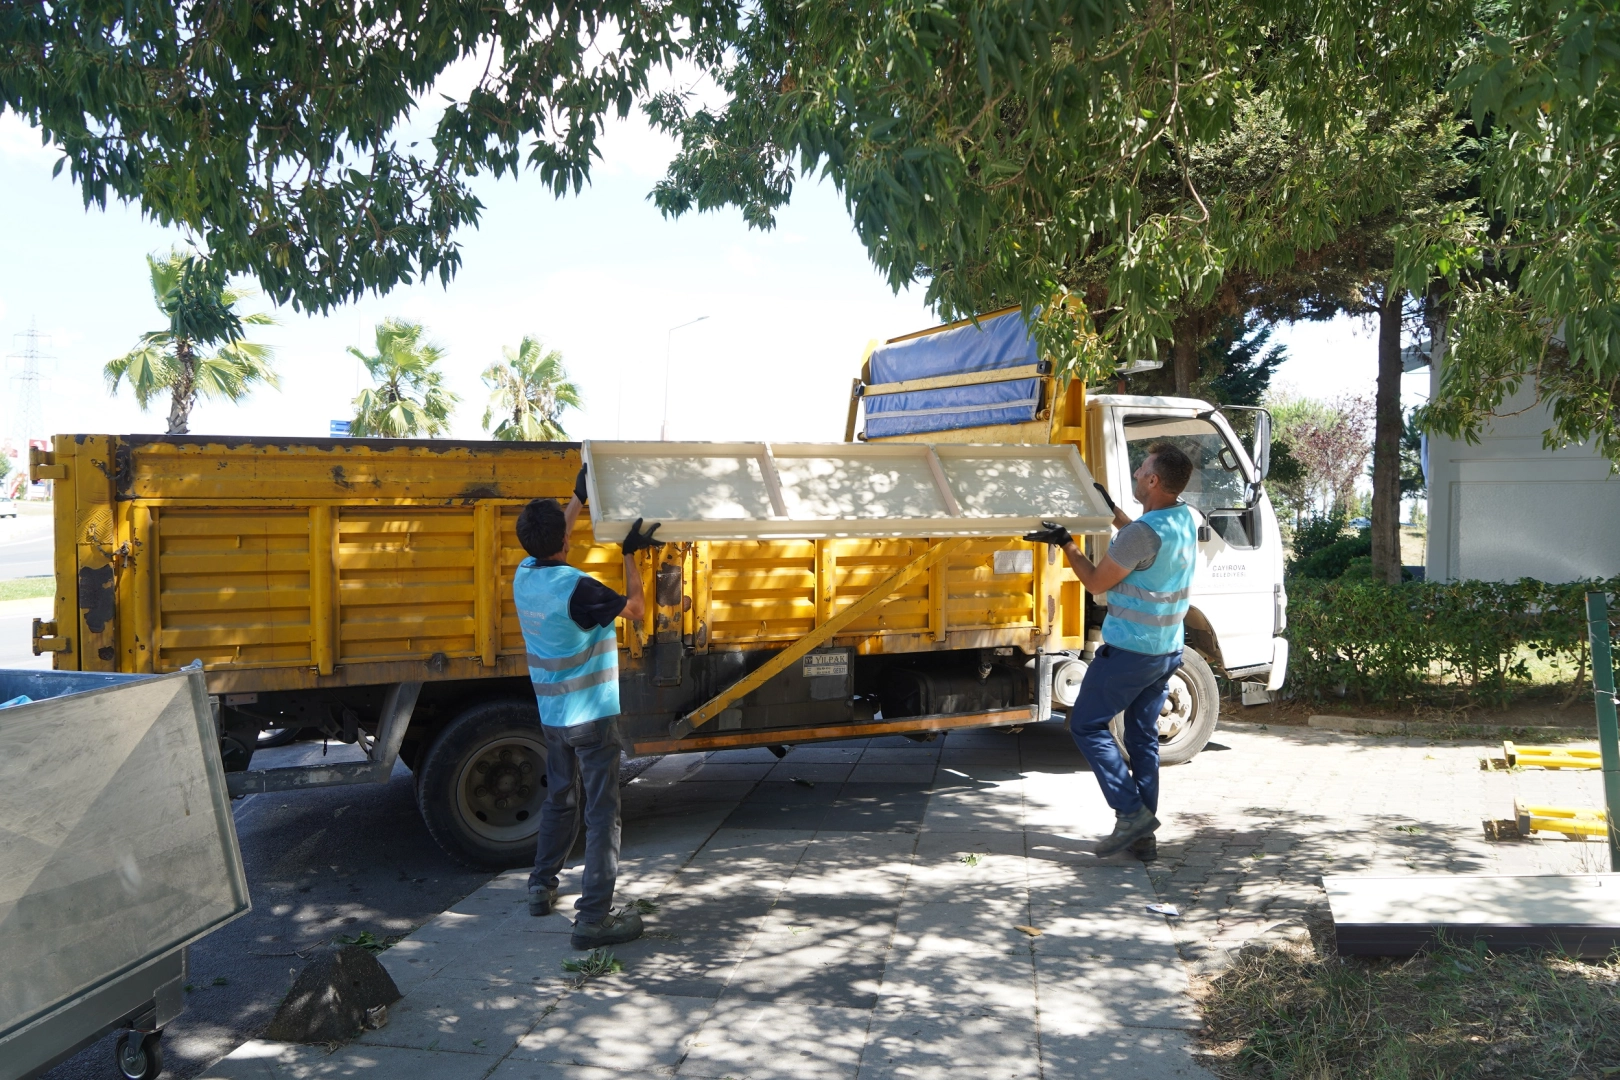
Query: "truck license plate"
802 651 849 678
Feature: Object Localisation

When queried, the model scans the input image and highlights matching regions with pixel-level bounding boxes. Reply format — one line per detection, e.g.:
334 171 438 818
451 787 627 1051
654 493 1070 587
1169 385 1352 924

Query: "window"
1123 415 1258 548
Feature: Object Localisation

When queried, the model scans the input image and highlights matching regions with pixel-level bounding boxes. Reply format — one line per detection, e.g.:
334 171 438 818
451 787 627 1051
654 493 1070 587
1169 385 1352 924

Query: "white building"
1424 380 1620 583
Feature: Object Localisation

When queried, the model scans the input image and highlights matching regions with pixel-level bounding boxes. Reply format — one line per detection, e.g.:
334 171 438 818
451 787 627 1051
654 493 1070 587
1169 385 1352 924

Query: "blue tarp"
865 378 1041 438
868 310 1037 384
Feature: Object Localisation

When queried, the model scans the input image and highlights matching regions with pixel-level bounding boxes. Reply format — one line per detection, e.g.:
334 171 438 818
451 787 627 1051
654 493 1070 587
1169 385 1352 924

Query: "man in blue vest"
1024 441 1198 860
515 464 662 948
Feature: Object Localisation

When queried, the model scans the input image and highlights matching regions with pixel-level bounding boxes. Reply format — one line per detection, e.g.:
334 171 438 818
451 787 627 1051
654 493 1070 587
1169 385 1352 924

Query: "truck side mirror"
1251 409 1272 481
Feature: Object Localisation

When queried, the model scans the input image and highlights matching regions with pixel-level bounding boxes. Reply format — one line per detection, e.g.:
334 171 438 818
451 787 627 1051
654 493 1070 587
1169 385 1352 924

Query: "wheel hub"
456 737 546 841
1157 675 1194 741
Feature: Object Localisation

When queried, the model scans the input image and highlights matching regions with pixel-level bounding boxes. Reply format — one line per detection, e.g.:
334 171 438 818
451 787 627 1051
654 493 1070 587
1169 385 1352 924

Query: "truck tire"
1108 649 1220 766
416 699 550 869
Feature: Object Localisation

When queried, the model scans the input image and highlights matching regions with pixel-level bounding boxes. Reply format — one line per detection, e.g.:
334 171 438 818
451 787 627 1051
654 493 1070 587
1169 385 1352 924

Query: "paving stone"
1038 1027 1217 1078
859 998 1039 1079
677 1000 869 1079
199 1040 497 1079
354 976 556 1055
727 943 891 1008
510 986 714 1071
1035 953 1202 1031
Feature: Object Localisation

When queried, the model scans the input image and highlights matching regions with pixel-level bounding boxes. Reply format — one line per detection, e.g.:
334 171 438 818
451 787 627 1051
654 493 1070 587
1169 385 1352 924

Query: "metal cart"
0 664 251 1080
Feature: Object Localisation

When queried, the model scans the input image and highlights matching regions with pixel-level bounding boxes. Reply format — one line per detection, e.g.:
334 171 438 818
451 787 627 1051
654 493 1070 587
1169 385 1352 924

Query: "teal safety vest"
1101 503 1198 656
513 560 621 727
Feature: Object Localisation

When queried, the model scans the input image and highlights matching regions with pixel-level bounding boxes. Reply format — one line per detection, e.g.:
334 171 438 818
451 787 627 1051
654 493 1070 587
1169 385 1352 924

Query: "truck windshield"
1122 416 1249 514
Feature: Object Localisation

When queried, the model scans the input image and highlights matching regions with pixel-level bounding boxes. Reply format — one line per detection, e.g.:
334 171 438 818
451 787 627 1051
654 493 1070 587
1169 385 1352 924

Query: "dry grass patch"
1197 939 1620 1079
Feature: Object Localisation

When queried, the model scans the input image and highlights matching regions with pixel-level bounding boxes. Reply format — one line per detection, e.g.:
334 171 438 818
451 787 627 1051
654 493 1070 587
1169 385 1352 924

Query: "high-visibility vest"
514 560 620 727
1101 504 1198 656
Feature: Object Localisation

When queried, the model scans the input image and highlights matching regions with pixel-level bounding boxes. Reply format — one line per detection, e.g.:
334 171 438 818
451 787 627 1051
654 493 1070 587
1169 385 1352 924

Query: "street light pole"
662 315 709 441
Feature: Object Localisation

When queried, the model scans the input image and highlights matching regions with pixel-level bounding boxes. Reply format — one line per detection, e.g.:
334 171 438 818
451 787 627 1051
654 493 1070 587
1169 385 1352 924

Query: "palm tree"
105 251 279 434
349 319 459 437
481 336 582 441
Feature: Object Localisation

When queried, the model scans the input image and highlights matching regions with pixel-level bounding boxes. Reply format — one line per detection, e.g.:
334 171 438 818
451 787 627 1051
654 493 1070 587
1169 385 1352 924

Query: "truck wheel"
416 700 550 869
1109 650 1220 766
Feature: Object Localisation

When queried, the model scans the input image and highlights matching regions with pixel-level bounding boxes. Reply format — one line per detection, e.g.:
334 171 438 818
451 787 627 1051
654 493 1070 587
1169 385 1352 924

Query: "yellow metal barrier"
1503 741 1603 770
1514 800 1609 839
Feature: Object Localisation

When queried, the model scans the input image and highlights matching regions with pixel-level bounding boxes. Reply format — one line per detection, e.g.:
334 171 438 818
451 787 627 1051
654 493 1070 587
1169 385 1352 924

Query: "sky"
0 96 1427 457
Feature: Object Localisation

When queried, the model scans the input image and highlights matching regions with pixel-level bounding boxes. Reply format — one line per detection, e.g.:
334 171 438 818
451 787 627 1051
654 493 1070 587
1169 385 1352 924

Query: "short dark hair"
516 499 569 559
1145 442 1194 495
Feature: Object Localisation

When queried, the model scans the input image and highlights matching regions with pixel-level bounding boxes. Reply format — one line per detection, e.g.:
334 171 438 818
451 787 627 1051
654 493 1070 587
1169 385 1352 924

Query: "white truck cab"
853 311 1290 765
1088 395 1289 688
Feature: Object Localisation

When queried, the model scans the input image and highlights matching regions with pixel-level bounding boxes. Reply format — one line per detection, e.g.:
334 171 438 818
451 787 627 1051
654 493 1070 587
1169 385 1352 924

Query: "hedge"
1282 577 1620 708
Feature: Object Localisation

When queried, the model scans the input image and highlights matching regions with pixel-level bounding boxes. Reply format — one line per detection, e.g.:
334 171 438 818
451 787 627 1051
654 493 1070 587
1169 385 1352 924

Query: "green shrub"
1289 513 1349 561
1284 577 1620 707
1291 530 1372 580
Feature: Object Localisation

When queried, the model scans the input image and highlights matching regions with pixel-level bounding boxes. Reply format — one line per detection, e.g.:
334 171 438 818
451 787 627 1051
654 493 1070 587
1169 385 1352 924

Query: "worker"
1024 441 1198 861
514 464 663 948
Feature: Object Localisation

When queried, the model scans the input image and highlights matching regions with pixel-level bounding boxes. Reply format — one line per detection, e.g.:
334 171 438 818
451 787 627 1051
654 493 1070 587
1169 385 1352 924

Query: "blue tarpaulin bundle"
865 310 1043 438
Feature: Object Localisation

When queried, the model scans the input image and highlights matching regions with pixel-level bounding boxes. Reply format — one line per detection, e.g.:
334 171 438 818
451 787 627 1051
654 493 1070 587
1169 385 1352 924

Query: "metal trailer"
0 665 250 1080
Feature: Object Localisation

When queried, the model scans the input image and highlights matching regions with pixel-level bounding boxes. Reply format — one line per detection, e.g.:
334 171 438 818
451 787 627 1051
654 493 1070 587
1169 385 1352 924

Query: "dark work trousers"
1067 643 1184 817
529 716 623 924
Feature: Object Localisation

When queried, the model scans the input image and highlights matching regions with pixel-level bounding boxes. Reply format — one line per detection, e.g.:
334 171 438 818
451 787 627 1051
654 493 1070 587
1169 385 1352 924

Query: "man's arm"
621 550 647 622
1059 541 1133 594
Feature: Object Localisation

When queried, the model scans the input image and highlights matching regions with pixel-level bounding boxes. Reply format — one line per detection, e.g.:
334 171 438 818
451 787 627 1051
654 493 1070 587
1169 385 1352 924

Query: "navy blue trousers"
529 716 622 923
1068 643 1184 816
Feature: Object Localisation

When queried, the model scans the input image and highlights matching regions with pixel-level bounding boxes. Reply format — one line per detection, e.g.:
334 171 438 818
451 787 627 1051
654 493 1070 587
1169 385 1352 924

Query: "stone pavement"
197 713 1611 1079
1147 717 1610 971
201 724 1214 1080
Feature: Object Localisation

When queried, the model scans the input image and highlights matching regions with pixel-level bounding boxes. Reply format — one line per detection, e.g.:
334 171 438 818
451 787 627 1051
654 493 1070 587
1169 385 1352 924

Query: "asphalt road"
0 503 53 579
39 741 495 1080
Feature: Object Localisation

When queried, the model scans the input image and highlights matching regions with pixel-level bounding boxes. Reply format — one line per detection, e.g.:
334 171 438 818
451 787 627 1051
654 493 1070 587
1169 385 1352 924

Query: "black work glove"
1093 482 1118 515
620 518 663 556
1022 521 1072 547
574 463 589 504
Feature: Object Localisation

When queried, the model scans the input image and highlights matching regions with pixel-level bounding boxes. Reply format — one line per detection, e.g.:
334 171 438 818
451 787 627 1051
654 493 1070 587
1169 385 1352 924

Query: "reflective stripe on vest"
514 560 621 727
1101 504 1198 656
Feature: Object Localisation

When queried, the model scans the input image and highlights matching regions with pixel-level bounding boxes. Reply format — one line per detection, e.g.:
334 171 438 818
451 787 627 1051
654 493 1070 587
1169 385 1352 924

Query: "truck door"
1104 407 1279 671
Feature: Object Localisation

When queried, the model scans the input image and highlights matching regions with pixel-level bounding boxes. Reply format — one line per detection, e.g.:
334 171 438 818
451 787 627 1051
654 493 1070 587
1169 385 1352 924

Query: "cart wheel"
114 1031 163 1080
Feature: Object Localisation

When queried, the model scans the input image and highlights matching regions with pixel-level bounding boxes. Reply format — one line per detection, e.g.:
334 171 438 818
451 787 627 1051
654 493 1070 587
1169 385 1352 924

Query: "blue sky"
0 103 1422 455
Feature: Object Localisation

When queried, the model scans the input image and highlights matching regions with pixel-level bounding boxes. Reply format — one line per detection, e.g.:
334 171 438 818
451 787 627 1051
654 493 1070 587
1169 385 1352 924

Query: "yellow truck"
31 309 1287 866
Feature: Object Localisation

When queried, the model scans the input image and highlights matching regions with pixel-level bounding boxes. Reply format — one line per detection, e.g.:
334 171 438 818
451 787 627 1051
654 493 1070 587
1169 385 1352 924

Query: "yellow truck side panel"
45 427 1088 695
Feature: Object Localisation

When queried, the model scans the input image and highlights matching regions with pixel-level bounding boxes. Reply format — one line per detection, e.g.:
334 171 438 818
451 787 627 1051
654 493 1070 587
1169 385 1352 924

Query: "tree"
105 251 279 434
13 1 1620 463
349 320 458 438
481 337 581 441
1199 315 1289 408
1270 393 1374 522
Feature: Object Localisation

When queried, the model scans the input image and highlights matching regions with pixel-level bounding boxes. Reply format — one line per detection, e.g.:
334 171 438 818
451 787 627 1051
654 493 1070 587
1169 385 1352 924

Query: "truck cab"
850 310 1289 761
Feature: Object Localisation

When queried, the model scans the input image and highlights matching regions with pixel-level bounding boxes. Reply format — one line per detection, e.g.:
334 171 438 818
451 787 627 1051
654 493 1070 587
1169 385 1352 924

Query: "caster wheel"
114 1031 163 1080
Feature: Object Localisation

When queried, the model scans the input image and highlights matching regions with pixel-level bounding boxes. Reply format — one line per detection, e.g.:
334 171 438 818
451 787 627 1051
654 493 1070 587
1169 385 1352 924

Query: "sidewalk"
203 725 1214 1079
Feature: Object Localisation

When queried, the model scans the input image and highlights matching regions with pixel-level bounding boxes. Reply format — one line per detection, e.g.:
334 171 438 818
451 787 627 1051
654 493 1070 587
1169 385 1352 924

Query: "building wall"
1425 377 1620 583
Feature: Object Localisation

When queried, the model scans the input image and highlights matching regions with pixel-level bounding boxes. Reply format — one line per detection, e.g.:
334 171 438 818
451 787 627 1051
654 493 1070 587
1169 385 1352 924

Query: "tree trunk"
167 338 197 435
1171 316 1199 396
1371 288 1405 584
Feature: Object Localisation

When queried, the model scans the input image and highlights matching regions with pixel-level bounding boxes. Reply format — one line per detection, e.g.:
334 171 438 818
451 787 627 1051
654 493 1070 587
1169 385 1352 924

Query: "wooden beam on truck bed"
634 705 1034 756
670 537 972 739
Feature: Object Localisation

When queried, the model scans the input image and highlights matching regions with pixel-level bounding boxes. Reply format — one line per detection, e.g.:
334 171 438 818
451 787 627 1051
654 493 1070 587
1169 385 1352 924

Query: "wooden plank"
1325 873 1620 958
633 705 1033 756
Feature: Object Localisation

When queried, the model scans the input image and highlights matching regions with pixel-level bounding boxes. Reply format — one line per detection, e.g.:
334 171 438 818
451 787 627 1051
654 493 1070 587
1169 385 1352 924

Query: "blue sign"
329 420 352 437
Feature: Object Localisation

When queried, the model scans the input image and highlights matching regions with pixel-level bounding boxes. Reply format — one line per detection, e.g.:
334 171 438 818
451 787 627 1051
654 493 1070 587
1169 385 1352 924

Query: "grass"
562 948 623 978
0 577 52 602
1198 938 1620 1079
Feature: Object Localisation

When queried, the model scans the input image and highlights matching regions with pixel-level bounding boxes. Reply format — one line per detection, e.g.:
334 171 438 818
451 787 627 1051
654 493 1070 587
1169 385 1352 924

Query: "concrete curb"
1222 714 1594 742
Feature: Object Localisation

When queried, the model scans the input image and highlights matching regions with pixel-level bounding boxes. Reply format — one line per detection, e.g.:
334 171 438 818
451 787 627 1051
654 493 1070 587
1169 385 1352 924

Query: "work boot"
1095 807 1160 857
1129 835 1158 862
528 886 559 916
570 907 644 950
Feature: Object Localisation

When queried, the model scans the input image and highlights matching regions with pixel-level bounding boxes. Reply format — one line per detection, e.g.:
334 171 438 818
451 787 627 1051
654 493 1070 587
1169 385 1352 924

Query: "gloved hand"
620 518 663 556
1093 482 1118 515
1022 521 1072 547
574 463 590 504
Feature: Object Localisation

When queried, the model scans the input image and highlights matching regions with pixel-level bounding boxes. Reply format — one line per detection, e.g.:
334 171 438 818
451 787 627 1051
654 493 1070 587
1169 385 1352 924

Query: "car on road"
0 497 17 518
